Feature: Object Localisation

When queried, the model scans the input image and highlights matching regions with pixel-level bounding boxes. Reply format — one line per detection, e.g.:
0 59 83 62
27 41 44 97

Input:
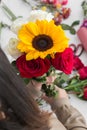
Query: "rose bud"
62 8 71 19
73 56 84 70
83 86 87 100
78 66 87 80
53 14 63 25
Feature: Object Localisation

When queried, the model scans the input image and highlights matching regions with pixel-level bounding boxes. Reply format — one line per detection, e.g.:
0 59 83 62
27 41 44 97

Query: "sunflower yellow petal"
26 51 39 60
18 25 34 44
26 22 39 36
33 51 40 59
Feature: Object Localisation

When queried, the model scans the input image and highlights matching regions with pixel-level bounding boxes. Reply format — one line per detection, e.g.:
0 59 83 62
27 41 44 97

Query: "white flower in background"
11 18 28 34
8 38 23 59
27 10 54 22
11 10 53 34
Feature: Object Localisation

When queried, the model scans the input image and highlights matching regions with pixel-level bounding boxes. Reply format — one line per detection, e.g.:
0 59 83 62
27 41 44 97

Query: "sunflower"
17 20 69 60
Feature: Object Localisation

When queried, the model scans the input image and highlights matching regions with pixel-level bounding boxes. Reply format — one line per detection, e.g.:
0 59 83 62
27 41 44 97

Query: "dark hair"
0 49 50 130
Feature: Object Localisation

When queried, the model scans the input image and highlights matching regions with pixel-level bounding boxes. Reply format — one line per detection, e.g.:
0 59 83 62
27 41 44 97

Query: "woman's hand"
42 86 68 105
0 111 5 120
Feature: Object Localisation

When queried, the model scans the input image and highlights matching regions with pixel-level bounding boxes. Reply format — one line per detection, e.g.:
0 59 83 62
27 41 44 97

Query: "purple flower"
81 20 87 27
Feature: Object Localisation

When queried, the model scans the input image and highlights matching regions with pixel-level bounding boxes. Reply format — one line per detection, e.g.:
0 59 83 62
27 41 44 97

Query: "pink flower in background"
81 20 87 28
42 0 60 6
41 0 68 6
73 56 84 70
77 1 87 52
78 67 87 80
41 0 48 4
83 86 87 100
62 8 71 19
61 0 68 5
77 27 87 52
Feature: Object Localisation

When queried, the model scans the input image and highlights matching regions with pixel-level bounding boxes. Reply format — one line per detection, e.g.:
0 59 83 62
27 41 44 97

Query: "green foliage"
71 20 80 27
61 24 70 30
42 84 58 97
54 73 87 99
61 20 80 35
33 76 46 83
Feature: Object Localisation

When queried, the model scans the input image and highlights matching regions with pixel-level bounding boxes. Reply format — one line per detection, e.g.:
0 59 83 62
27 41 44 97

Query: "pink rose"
16 55 51 78
78 67 87 80
51 48 73 74
73 56 84 70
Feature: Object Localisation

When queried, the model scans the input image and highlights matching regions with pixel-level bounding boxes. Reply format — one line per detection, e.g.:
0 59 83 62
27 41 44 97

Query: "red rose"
78 67 87 80
73 56 84 70
51 48 73 74
16 55 51 78
83 86 87 100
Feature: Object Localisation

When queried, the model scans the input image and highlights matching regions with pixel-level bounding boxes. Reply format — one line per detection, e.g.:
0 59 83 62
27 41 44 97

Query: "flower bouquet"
77 0 87 52
7 9 74 97
1 2 87 100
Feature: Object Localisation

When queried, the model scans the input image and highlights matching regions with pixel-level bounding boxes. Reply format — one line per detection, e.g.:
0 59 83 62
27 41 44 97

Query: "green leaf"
0 22 2 36
33 76 46 83
77 92 83 98
71 20 80 27
70 28 76 34
59 79 65 84
61 24 70 30
11 61 19 73
2 3 17 21
23 78 30 84
60 73 69 81
69 78 78 85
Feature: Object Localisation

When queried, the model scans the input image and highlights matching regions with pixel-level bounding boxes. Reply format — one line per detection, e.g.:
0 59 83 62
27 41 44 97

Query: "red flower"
78 67 87 80
51 48 73 74
83 86 87 100
73 56 84 70
16 55 51 78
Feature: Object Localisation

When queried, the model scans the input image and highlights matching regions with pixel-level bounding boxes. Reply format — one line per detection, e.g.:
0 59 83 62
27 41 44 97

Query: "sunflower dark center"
32 34 53 51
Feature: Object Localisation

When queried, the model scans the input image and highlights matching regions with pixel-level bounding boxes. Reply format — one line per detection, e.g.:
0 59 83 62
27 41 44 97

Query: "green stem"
0 23 2 37
2 3 17 21
64 79 87 90
23 0 30 5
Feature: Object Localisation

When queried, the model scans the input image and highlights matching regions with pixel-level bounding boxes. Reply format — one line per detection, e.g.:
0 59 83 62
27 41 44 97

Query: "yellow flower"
17 20 69 60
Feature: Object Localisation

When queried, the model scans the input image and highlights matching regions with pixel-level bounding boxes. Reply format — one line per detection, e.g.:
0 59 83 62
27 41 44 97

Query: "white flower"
27 10 54 22
11 18 28 34
11 10 53 34
8 38 23 59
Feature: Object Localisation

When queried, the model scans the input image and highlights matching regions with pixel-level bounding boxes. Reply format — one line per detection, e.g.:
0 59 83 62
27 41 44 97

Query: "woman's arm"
27 81 87 130
47 87 87 130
